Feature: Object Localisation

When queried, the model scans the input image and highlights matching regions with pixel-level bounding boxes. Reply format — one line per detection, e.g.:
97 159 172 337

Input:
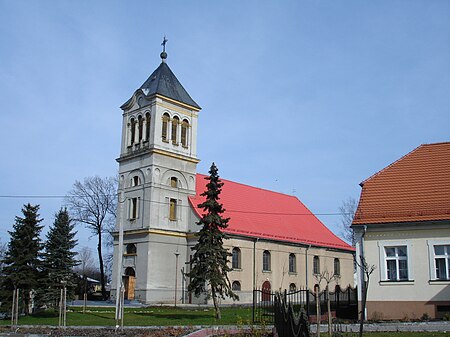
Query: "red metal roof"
189 174 353 251
353 142 450 225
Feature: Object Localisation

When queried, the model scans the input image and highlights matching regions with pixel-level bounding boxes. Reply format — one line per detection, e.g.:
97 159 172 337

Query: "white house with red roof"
353 142 450 320
111 50 354 304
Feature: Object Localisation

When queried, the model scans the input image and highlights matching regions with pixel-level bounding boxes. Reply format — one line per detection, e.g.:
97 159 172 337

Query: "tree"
65 176 117 300
0 204 43 315
187 163 238 319
339 197 357 246
356 255 375 337
40 209 79 308
315 270 339 337
0 239 7 273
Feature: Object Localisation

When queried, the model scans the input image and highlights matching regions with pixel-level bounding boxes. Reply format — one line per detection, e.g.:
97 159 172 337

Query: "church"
111 47 354 304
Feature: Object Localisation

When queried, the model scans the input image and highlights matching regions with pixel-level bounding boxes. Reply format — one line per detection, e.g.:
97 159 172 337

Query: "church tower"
112 44 201 303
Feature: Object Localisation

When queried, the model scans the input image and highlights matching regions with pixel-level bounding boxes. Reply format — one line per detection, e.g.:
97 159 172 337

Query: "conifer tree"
187 163 238 319
40 209 79 307
0 204 43 315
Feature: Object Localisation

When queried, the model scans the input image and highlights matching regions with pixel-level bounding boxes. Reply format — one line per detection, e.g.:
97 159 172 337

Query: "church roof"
352 142 450 225
137 61 200 109
189 174 353 251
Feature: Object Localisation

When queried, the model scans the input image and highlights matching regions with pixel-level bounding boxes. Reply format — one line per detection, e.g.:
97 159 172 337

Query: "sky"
1 0 449 255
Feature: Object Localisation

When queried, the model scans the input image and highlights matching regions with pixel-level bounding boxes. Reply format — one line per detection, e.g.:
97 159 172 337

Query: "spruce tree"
0 204 43 315
40 209 79 307
187 163 238 319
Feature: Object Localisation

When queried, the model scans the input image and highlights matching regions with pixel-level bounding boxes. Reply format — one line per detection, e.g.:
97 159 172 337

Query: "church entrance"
262 281 271 301
123 267 136 300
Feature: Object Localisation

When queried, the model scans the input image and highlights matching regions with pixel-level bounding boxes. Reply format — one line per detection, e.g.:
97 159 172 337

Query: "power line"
0 194 349 216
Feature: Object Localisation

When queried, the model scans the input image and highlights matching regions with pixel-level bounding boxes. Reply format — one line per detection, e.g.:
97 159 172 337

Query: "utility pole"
115 191 125 326
174 252 180 307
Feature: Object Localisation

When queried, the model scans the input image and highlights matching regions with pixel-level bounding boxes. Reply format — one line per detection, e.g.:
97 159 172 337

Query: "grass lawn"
0 306 254 327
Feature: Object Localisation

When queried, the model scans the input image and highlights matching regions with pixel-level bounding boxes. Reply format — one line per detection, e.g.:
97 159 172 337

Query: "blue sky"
1 0 449 252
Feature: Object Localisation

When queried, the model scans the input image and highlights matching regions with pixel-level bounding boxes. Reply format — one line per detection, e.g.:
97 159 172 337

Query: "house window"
434 245 450 280
145 112 151 141
126 243 137 255
162 113 170 142
385 246 408 281
232 281 241 291
170 177 178 188
129 197 138 220
289 253 296 273
334 258 340 276
232 247 241 269
289 283 296 292
181 119 189 147
263 250 271 271
313 256 320 275
169 198 177 221
171 116 179 144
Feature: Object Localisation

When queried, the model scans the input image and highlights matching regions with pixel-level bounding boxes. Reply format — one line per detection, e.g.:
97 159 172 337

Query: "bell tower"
112 42 201 303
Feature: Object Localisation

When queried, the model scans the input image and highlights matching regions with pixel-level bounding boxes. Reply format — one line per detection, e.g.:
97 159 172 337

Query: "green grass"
0 306 254 327
342 334 450 337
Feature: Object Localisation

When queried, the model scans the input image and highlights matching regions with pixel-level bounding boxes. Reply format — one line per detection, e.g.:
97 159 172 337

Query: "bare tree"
356 255 375 337
0 239 7 272
315 270 339 337
66 176 117 300
339 197 357 246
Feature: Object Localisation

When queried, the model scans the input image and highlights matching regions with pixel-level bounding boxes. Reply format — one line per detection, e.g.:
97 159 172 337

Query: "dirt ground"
0 326 191 336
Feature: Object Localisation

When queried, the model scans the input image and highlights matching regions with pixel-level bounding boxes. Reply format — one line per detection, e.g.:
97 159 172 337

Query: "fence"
274 292 310 337
253 285 357 324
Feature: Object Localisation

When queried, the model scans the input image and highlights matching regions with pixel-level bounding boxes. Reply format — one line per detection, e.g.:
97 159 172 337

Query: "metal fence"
253 285 357 324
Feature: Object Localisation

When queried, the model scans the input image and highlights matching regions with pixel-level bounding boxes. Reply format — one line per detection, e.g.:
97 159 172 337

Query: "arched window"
313 256 320 275
145 112 151 141
162 113 170 142
124 267 135 277
232 247 241 269
131 176 141 187
263 250 271 271
289 253 296 273
126 244 137 255
334 258 340 276
232 281 241 291
130 118 136 145
181 119 189 147
289 283 296 292
170 177 178 188
138 115 143 142
171 116 179 144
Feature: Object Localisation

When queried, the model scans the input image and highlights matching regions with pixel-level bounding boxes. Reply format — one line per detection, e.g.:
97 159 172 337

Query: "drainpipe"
253 238 259 290
305 245 311 290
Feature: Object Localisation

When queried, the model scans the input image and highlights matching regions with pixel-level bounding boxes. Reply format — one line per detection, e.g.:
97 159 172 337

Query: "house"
111 48 354 304
352 142 450 320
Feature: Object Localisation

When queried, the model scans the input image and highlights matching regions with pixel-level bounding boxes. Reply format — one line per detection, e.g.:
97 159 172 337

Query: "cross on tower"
161 36 168 53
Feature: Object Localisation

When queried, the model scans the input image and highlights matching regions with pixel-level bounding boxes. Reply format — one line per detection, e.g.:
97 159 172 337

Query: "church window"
138 115 143 142
181 119 189 147
263 250 271 271
145 112 151 141
162 113 170 142
289 283 296 292
334 258 340 276
169 198 177 221
232 247 241 269
313 256 320 275
232 281 241 291
126 243 137 255
130 197 139 220
131 176 141 187
130 118 136 145
171 116 179 144
289 253 296 273
170 177 178 188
